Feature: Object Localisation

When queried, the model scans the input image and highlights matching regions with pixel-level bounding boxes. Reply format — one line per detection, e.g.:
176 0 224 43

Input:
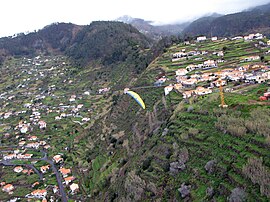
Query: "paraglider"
124 88 146 109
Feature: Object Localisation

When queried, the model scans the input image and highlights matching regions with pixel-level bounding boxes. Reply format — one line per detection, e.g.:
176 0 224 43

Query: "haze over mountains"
1 2 270 66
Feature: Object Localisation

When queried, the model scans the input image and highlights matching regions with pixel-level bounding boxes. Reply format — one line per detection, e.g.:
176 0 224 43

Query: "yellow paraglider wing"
126 90 146 109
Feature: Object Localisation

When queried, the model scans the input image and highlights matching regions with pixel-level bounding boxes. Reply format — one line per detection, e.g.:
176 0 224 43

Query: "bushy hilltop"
0 21 270 201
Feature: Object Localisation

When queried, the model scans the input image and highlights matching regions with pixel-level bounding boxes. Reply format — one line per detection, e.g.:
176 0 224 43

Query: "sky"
1 0 270 37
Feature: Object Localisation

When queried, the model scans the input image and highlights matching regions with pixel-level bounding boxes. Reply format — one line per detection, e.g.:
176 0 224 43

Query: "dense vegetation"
1 7 270 201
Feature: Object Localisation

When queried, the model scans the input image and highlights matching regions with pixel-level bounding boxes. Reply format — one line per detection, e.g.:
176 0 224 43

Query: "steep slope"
182 14 221 37
0 23 81 57
66 21 153 66
183 3 270 37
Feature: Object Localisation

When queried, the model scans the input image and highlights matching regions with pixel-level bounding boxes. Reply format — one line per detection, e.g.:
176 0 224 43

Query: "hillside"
0 21 270 201
183 3 270 37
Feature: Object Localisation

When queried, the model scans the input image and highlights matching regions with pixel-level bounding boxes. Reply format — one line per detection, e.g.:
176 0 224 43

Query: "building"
197 36 207 42
59 167 71 177
40 165 50 174
2 184 14 193
194 87 212 96
30 189 47 198
53 155 63 164
203 60 217 68
164 85 174 96
64 176 75 185
38 120 47 129
176 68 188 76
14 166 23 173
70 183 79 194
211 36 218 41
212 80 227 87
182 90 195 99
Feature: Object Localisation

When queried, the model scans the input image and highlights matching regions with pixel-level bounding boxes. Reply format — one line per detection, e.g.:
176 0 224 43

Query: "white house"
70 183 79 193
194 87 212 96
211 36 218 41
164 85 174 96
197 36 207 42
175 69 188 76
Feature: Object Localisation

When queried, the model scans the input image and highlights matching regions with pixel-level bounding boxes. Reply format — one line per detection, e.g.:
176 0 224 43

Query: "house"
194 87 212 96
82 117 90 122
4 154 16 160
38 120 47 129
44 145 51 149
176 68 188 76
0 182 6 187
197 36 207 42
14 166 23 173
203 60 217 68
232 36 243 40
20 125 29 134
39 141 46 146
32 182 40 188
77 104 84 109
25 142 40 149
53 155 63 164
40 165 50 173
174 83 183 91
182 90 195 99
212 80 227 87
4 112 12 119
17 153 33 159
18 141 26 146
236 65 249 72
181 78 198 87
53 186 59 194
154 77 166 86
172 52 187 59
64 176 75 185
244 34 255 41
70 183 79 193
164 85 174 96
255 33 263 39
59 167 71 177
186 64 196 72
2 184 14 193
29 136 38 141
242 55 260 62
30 189 47 198
84 91 90 96
98 87 110 94
211 36 218 41
227 71 244 81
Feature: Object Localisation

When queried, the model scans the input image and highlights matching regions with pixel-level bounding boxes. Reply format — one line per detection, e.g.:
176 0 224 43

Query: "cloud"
0 0 269 37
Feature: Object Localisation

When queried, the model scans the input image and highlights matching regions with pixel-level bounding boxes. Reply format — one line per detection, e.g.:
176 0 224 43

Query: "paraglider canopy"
124 88 146 109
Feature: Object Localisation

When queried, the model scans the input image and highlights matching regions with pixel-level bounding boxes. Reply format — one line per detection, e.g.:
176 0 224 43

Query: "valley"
0 22 269 201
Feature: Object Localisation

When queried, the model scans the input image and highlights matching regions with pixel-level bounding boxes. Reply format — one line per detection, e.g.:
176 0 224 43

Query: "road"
40 150 68 202
0 149 68 202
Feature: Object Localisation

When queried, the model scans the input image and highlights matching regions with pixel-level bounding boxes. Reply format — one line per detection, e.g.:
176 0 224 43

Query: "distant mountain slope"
183 3 270 37
0 21 156 71
117 15 189 39
182 14 221 37
0 23 81 56
66 21 153 66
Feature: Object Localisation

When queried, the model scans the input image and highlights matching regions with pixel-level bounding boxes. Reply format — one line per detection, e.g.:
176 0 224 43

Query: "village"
1 32 270 201
0 56 102 201
158 33 270 101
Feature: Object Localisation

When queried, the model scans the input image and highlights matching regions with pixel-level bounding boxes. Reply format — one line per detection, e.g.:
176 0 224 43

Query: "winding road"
0 148 68 202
